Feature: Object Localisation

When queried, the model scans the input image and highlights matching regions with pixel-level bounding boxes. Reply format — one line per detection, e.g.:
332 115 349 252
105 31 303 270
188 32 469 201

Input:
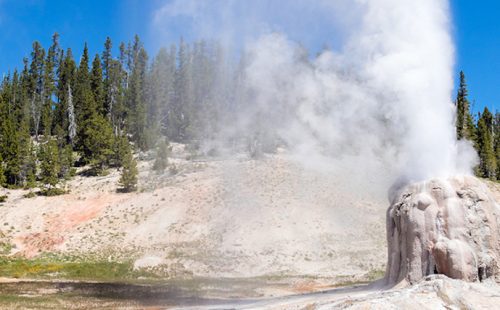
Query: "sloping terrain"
0 144 388 286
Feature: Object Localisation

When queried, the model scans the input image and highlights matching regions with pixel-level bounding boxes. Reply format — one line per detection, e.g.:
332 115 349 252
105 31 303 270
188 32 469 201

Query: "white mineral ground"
0 145 389 293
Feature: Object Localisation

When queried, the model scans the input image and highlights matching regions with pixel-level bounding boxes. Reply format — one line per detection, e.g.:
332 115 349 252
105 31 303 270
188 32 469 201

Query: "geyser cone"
385 175 500 286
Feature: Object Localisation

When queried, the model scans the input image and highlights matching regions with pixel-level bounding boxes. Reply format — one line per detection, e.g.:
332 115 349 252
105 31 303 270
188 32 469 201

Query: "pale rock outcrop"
326 275 500 310
385 175 500 286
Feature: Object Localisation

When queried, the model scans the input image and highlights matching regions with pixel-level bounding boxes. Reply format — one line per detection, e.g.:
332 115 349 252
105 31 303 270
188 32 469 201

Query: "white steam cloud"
151 0 477 191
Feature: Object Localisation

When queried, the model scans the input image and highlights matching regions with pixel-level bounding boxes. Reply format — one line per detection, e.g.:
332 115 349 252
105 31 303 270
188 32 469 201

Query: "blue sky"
0 0 152 69
452 0 499 114
0 0 497 113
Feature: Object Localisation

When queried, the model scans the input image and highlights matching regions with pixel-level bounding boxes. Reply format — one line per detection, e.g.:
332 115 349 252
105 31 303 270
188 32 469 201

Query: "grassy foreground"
0 255 386 308
0 256 158 282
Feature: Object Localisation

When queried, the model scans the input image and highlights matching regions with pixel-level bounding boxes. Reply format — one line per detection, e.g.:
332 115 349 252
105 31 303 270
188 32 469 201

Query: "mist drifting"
152 0 477 192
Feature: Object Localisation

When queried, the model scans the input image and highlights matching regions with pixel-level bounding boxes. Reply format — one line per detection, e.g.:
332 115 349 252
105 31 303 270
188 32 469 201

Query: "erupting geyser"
156 0 498 289
385 176 500 286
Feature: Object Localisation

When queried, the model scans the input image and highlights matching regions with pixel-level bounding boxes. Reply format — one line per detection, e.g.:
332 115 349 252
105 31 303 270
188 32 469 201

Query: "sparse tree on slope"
38 138 61 190
113 134 130 167
153 138 170 172
82 113 115 175
118 139 138 192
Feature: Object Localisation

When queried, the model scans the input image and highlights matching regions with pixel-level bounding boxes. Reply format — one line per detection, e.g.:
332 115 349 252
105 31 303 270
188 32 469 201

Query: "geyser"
153 0 491 287
385 176 500 286
153 0 477 189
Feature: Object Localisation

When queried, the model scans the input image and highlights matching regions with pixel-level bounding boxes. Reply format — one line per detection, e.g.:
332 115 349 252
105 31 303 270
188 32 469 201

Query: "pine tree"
38 138 61 191
0 154 6 187
125 36 149 150
476 107 497 180
455 71 475 141
28 41 46 139
102 38 112 77
11 70 24 125
81 113 115 174
153 139 170 172
113 134 130 167
171 37 193 141
10 62 36 187
0 89 8 187
107 59 125 134
91 54 105 115
495 111 500 179
74 43 116 171
149 46 176 140
74 43 97 152
19 58 32 130
55 48 76 142
41 33 60 136
23 141 37 189
119 42 127 76
102 37 113 116
59 144 74 179
0 80 22 186
118 140 138 192
18 119 35 188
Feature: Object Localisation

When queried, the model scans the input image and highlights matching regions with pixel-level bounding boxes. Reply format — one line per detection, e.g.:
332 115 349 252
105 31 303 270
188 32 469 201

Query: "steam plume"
151 0 477 191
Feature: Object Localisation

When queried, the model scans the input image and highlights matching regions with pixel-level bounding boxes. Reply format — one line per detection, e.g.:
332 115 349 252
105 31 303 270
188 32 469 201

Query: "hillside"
0 144 390 287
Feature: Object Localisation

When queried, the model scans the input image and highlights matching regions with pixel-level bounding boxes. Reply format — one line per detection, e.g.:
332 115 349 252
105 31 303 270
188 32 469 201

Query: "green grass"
0 242 13 255
366 268 385 281
0 293 137 309
0 256 159 282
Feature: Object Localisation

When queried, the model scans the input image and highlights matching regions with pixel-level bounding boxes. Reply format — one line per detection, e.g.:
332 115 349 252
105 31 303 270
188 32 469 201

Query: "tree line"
0 34 498 195
455 71 500 180
0 34 233 193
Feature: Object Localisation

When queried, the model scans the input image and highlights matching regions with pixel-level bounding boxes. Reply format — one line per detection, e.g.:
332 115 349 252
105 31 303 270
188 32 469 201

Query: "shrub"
23 192 36 199
40 188 67 197
152 139 170 173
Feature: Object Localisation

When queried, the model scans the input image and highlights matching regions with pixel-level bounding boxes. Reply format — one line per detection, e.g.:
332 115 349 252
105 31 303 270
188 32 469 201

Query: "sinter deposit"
385 176 500 286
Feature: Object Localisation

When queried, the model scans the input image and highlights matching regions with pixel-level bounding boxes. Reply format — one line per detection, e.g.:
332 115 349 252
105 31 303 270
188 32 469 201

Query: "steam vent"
385 176 500 286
